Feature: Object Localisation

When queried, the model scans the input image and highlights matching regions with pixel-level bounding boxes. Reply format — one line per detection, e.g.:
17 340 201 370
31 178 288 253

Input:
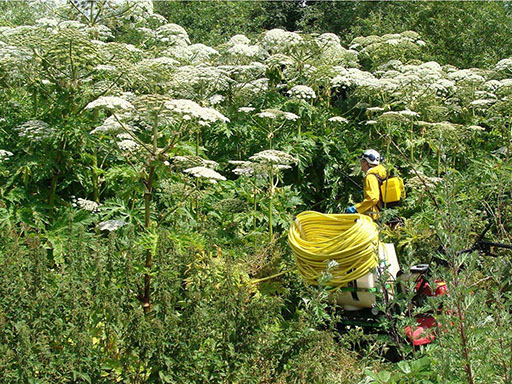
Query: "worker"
345 149 387 219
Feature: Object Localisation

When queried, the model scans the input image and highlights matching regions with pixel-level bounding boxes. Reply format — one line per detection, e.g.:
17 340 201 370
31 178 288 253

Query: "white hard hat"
360 149 381 165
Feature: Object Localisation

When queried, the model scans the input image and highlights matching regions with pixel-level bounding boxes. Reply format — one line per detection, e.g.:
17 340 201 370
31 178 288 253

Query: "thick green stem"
196 130 199 156
142 165 155 313
48 172 58 211
268 165 274 242
141 120 159 313
48 140 66 216
92 150 99 202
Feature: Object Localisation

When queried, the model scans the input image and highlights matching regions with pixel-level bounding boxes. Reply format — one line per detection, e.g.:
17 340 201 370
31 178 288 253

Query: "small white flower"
118 139 139 151
470 99 496 107
398 109 420 118
90 115 126 135
184 166 226 183
256 111 277 119
227 43 261 58
328 116 349 124
98 219 126 232
367 107 385 113
0 149 13 162
227 34 251 46
238 107 255 113
165 99 229 126
71 197 100 212
365 120 378 125
283 112 299 121
287 85 316 101
209 94 225 105
85 96 134 111
16 120 54 140
249 149 297 165
327 259 339 270
468 125 485 131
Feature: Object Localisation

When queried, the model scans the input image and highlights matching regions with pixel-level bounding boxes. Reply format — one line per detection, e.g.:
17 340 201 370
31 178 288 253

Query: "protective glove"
345 206 357 214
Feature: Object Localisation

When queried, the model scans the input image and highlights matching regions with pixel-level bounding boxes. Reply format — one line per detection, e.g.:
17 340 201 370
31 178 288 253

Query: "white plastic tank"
330 243 400 310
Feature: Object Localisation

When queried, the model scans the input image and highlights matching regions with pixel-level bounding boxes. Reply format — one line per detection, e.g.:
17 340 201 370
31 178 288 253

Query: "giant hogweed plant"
85 94 228 311
230 149 297 243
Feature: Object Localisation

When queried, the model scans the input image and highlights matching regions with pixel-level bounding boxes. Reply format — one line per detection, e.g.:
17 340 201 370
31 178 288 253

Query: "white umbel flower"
470 99 496 107
117 139 139 152
227 34 251 46
495 58 512 73
71 197 100 212
398 109 420 118
184 166 226 183
0 149 13 162
249 149 297 165
287 85 316 101
262 29 303 52
165 99 229 126
156 23 190 46
90 115 131 135
16 120 55 140
209 94 225 105
328 116 349 124
256 109 298 121
226 43 261 58
98 219 126 232
367 107 385 113
85 96 134 111
238 107 256 113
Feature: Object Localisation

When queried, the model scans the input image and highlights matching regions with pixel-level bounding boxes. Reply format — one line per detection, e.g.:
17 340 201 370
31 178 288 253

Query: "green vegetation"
0 1 511 383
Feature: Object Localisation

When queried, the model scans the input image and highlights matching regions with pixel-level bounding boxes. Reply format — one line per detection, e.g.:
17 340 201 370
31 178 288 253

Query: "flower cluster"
85 96 134 111
170 156 218 170
249 149 297 165
90 115 129 135
256 109 299 121
315 33 340 48
117 139 140 152
208 94 225 105
98 219 126 232
15 120 55 141
167 65 230 98
407 172 443 191
183 166 226 183
188 43 220 63
261 29 303 53
238 107 256 113
230 150 297 178
287 85 316 101
71 196 100 212
495 58 512 73
156 23 190 47
328 116 349 124
227 34 251 46
164 99 229 127
226 43 261 59
0 149 13 162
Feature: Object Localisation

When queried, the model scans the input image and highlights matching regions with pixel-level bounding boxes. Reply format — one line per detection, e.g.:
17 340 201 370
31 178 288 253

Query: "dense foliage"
0 1 511 383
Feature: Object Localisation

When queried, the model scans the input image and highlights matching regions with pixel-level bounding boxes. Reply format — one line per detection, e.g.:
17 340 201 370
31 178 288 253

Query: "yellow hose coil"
288 211 379 291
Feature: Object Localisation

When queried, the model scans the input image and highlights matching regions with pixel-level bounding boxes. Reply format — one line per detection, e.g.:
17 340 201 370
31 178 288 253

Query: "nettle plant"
85 94 228 311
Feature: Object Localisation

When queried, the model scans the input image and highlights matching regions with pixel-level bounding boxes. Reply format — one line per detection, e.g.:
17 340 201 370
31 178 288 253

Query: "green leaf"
377 371 392 383
398 361 411 374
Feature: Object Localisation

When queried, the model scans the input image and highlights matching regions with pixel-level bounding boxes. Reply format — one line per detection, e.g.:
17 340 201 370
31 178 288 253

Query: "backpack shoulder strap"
368 171 388 209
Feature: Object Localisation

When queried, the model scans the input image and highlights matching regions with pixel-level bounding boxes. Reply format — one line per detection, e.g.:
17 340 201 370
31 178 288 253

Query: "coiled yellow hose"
288 211 379 291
